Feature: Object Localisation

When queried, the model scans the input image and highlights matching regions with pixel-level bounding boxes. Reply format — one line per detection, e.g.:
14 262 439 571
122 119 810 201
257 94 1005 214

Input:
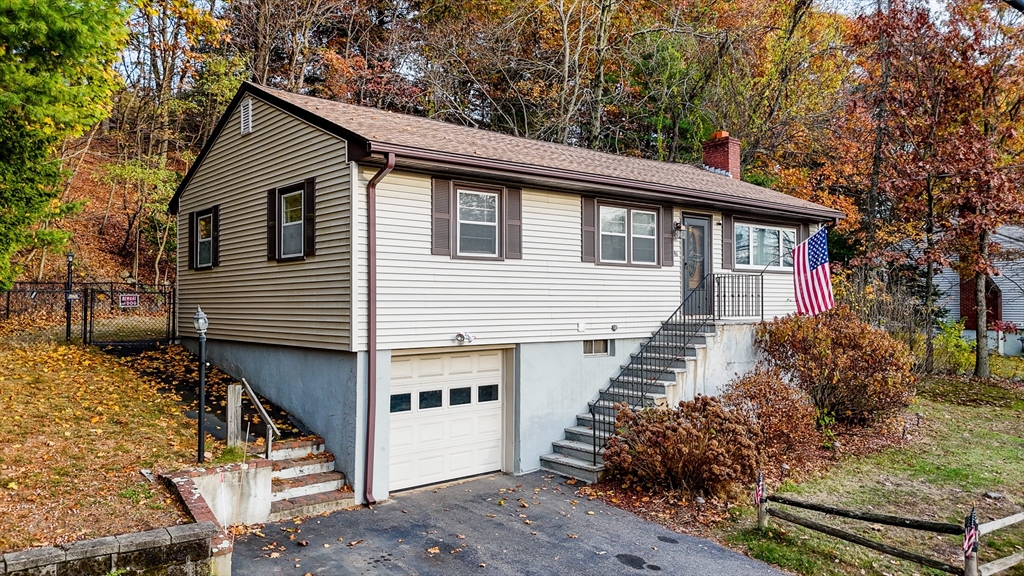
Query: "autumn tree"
0 0 127 289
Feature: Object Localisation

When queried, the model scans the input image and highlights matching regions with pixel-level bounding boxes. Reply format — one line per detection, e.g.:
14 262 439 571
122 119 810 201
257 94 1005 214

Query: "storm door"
682 216 712 316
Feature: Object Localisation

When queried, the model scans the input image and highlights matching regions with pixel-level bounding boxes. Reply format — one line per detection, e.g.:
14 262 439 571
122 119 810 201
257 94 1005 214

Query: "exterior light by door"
193 306 209 464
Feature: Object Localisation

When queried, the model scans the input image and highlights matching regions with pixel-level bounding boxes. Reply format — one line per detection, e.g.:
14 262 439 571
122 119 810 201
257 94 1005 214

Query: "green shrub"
723 367 820 460
603 395 760 496
755 305 915 425
933 320 973 374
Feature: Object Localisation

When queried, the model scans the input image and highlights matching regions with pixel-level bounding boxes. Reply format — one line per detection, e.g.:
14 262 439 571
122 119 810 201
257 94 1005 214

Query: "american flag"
755 471 764 506
793 227 835 316
963 507 979 558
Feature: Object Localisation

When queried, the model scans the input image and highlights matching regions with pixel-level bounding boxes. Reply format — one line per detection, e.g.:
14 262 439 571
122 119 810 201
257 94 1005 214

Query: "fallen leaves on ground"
0 342 210 553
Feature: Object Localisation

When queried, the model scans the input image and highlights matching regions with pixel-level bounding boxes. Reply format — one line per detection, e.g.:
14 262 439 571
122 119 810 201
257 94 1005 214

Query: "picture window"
735 224 795 270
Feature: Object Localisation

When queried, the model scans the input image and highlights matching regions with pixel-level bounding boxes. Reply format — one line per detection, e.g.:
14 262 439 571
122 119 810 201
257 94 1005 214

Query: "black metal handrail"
712 273 763 320
589 273 716 464
587 272 765 466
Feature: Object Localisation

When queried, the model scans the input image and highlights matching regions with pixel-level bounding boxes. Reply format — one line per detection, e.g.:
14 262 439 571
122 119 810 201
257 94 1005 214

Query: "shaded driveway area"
232 471 784 575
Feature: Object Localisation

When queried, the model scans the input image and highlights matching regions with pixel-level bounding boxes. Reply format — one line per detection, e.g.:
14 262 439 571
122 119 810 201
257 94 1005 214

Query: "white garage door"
389 350 504 492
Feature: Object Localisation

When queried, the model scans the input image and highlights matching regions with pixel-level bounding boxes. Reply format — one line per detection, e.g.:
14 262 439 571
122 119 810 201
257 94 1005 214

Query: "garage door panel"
389 350 504 492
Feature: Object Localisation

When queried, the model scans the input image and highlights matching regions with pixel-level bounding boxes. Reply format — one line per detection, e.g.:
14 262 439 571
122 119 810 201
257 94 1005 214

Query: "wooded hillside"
3 0 1024 362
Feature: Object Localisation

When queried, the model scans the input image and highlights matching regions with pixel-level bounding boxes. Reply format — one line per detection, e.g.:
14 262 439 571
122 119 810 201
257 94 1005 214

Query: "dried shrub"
603 395 759 496
723 366 819 461
756 304 916 425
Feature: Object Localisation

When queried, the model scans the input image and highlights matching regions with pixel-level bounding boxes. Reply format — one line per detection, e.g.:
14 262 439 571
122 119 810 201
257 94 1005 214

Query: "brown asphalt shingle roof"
171 82 843 220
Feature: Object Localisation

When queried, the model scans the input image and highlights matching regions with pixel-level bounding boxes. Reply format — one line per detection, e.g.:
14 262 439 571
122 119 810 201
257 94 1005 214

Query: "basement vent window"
240 98 253 134
584 339 610 356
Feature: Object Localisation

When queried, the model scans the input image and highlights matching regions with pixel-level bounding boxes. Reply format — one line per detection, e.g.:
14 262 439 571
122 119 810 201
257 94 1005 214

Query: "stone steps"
264 439 353 521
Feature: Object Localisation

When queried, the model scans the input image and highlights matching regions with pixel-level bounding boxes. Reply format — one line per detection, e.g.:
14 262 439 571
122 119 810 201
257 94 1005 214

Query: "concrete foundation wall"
963 329 1024 357
190 463 272 526
515 338 644 473
699 322 758 396
182 338 362 499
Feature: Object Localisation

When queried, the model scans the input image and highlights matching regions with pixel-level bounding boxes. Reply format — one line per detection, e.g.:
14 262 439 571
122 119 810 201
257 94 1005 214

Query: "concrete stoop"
262 438 355 522
539 325 718 483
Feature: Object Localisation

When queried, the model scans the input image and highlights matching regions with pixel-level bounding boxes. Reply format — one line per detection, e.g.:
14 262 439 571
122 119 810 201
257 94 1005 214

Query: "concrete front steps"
258 437 355 522
539 324 717 484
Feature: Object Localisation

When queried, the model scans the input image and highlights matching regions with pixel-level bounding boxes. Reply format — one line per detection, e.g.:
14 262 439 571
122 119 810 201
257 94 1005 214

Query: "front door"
682 216 712 314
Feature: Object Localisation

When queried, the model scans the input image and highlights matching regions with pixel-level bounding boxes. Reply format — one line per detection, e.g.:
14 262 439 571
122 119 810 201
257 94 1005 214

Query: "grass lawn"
0 341 229 553
713 356 1024 575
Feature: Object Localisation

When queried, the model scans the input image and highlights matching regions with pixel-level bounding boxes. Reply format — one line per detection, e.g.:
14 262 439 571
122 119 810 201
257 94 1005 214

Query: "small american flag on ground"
793 227 835 316
964 507 979 558
755 471 764 505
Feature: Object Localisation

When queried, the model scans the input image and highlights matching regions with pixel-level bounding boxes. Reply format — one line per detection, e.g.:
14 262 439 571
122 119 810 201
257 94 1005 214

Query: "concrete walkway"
232 471 784 575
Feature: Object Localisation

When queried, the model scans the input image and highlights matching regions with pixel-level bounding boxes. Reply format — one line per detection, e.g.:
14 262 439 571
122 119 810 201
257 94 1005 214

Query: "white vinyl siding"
177 96 353 349
354 168 681 350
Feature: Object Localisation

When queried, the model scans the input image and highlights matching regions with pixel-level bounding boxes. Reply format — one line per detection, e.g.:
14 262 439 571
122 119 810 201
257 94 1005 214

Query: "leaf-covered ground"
598 356 1024 575
0 342 221 553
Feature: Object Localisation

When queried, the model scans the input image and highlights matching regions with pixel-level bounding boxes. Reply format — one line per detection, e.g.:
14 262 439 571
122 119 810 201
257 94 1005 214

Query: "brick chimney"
702 130 741 180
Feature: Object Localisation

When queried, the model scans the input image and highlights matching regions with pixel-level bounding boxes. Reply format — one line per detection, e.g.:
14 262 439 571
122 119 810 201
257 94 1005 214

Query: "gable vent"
240 98 253 135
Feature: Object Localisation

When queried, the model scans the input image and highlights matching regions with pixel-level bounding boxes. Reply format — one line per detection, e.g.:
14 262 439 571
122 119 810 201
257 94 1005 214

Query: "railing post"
756 471 768 529
227 383 242 447
965 508 979 576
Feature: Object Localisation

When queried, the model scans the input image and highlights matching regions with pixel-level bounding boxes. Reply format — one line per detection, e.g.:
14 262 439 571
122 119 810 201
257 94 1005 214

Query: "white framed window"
457 189 499 257
600 205 658 265
280 190 304 258
735 223 796 270
196 213 213 268
584 339 610 356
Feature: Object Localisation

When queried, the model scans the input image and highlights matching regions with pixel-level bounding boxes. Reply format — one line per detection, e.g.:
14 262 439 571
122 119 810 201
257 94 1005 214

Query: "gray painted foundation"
182 338 363 500
515 338 645 473
963 329 1024 357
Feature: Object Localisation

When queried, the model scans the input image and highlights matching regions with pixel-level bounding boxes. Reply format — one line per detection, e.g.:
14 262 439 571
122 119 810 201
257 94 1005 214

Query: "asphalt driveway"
232 471 784 575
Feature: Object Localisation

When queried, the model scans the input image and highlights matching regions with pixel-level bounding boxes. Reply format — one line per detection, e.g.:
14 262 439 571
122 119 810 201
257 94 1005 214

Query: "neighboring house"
935 225 1024 356
169 82 844 504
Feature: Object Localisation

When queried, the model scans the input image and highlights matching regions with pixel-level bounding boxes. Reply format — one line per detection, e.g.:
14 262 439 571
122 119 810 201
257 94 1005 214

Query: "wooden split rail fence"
754 472 1024 576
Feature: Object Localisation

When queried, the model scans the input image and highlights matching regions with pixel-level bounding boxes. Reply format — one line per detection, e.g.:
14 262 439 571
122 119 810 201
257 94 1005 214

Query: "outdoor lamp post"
65 251 74 342
193 306 209 464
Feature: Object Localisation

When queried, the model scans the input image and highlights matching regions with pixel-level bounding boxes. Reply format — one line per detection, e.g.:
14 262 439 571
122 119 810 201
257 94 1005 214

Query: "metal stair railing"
589 273 715 465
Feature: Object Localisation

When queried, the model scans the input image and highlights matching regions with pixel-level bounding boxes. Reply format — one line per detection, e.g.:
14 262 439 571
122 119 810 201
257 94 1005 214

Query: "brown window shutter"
431 178 452 256
798 223 810 243
660 207 674 266
722 214 734 269
187 212 196 270
303 177 316 257
211 205 221 267
267 188 277 260
506 188 522 259
581 197 597 262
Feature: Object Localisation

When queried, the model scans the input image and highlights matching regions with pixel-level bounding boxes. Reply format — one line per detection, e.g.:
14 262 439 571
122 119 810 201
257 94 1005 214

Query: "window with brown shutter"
267 179 317 262
192 206 219 270
589 200 665 267
431 177 521 260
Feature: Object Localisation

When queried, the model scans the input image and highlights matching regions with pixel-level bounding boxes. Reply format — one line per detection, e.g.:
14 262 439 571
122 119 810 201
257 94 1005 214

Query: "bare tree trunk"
587 0 617 149
924 178 935 372
974 229 991 378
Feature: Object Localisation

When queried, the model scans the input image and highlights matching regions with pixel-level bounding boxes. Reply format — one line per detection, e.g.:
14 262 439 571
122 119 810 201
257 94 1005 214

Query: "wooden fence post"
227 383 242 448
965 508 979 576
756 471 768 529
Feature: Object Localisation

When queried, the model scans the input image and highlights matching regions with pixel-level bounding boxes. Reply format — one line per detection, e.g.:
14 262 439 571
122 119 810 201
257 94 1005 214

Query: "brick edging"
162 459 274 557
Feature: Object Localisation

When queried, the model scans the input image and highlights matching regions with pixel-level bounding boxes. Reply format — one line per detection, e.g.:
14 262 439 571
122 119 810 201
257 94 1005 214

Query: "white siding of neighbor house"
351 167 802 351
177 96 353 349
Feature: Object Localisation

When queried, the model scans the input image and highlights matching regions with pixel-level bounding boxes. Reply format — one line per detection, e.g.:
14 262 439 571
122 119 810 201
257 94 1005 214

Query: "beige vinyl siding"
177 96 352 348
355 168 681 350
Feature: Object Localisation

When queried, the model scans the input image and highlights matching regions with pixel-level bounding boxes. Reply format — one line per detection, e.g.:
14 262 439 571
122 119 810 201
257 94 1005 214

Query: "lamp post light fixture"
65 251 74 342
193 306 209 464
